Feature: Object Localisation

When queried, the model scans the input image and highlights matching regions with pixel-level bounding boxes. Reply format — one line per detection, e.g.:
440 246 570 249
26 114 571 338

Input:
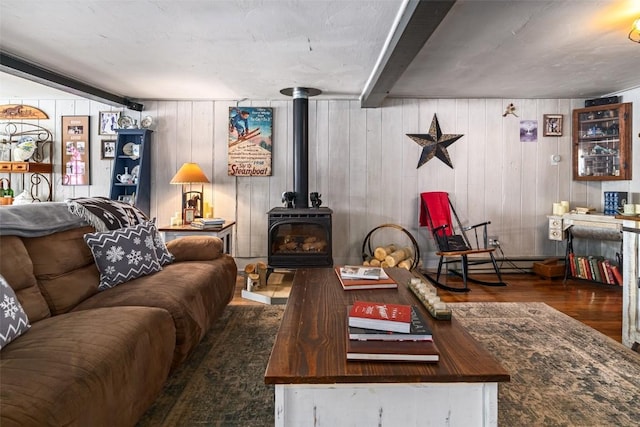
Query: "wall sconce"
170 162 210 221
629 18 640 43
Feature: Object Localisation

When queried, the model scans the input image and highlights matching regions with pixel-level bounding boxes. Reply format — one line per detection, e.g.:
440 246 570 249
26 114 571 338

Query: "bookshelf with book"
563 217 624 286
567 253 622 285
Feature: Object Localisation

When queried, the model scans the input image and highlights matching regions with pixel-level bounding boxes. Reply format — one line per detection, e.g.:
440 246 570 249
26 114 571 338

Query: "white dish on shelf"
131 165 140 182
140 115 153 129
13 136 36 161
122 142 140 160
118 115 135 129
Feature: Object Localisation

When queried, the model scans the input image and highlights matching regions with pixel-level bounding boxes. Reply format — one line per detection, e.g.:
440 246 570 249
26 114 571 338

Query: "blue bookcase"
109 129 152 216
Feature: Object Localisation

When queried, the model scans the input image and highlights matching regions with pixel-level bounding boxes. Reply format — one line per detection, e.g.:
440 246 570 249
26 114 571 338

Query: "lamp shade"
170 163 210 184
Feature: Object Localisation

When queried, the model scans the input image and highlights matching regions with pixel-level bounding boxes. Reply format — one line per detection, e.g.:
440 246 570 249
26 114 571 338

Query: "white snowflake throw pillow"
84 222 162 290
0 274 30 349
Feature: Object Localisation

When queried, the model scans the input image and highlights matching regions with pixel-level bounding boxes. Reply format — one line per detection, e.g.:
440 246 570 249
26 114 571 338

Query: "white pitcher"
117 167 132 184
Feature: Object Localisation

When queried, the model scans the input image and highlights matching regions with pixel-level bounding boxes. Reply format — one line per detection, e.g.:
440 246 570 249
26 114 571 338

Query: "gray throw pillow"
148 222 175 266
84 222 162 290
0 274 30 349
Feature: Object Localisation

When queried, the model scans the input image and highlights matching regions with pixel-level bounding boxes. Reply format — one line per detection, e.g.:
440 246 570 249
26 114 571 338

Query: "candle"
433 302 447 310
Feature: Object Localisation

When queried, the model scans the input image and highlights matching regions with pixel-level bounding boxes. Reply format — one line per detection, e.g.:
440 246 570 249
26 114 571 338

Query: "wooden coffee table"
265 267 509 426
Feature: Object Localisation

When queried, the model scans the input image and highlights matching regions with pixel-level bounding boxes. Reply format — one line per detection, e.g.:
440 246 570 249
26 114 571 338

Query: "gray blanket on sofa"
0 202 87 237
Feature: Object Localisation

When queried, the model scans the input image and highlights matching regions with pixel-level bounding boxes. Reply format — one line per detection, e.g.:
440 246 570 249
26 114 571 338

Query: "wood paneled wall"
4 94 638 267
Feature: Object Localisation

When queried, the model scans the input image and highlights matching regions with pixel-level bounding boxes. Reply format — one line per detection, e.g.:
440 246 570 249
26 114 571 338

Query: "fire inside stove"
268 207 333 268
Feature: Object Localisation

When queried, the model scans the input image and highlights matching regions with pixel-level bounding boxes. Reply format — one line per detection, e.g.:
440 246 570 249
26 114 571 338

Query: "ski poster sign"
228 107 273 176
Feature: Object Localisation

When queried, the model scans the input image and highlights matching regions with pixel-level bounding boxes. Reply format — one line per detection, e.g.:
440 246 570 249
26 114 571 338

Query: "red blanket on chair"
419 192 452 235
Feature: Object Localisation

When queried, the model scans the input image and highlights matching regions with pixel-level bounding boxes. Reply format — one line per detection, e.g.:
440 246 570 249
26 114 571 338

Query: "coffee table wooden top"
265 267 510 385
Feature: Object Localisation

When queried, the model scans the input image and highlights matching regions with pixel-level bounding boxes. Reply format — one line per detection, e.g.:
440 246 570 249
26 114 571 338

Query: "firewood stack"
363 244 415 270
277 235 327 252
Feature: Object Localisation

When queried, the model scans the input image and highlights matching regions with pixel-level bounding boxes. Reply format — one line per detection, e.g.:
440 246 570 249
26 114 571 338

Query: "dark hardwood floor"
232 271 623 343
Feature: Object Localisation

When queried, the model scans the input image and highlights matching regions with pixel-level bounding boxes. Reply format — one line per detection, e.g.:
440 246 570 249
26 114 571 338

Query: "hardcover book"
346 334 440 362
348 306 432 341
335 267 397 290
339 265 384 280
348 301 412 333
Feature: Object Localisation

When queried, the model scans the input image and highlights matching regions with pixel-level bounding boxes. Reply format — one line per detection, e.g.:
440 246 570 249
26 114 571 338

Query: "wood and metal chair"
419 191 506 292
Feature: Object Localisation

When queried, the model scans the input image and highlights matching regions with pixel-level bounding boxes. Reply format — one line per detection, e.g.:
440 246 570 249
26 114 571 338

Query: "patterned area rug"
452 302 640 426
137 302 640 426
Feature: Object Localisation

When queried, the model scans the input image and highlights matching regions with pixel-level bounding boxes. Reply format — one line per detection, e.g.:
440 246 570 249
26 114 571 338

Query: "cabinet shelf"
0 122 54 202
109 129 152 216
572 102 632 181
577 135 619 141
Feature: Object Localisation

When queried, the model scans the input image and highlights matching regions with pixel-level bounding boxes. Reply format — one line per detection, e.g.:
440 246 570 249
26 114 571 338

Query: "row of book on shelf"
346 301 439 362
567 253 622 285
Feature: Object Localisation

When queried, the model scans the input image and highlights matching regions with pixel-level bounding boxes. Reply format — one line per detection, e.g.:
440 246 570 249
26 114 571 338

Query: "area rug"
451 302 640 426
137 302 640 426
137 305 284 427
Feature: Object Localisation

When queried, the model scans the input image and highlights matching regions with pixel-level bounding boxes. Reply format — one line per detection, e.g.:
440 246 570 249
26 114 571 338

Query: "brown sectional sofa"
0 203 237 426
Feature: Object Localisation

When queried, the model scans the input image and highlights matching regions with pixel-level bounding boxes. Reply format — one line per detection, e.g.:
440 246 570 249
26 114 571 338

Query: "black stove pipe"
280 87 321 209
293 90 309 208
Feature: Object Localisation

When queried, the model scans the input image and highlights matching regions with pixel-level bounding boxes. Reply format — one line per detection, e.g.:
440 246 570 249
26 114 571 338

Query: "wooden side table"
158 221 235 255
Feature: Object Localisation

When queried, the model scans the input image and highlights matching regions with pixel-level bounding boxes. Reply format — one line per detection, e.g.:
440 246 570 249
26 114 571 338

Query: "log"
380 261 389 268
385 246 414 267
397 258 414 270
374 244 396 261
369 258 381 267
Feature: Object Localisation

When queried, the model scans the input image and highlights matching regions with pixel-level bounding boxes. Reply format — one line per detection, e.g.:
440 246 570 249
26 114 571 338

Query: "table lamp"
170 162 210 221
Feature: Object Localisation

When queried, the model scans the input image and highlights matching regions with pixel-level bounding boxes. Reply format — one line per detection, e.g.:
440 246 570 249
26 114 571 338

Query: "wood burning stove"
268 207 333 268
270 87 333 268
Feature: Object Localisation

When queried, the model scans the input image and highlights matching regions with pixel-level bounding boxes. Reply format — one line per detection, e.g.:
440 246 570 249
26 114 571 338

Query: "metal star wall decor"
407 114 463 169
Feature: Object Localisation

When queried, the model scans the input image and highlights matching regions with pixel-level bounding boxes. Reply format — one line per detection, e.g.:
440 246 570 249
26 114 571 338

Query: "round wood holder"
361 223 420 271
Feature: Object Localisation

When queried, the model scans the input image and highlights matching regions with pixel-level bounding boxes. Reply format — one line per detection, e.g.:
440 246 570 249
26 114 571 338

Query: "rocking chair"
419 191 506 292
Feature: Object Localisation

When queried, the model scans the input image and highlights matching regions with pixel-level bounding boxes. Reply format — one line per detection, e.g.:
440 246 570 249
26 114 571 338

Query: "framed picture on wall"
227 107 273 176
101 139 116 159
61 115 90 185
543 114 563 136
99 111 120 135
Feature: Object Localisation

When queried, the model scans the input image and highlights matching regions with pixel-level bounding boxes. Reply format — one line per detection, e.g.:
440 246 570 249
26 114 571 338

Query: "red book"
603 260 614 284
610 265 623 285
348 301 412 333
335 267 397 290
346 334 440 362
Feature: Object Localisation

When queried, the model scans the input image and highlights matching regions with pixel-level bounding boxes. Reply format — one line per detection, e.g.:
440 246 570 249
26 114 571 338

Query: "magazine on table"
339 265 386 280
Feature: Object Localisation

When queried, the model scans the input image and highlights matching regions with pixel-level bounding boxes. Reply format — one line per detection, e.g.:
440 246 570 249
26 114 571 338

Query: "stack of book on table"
335 265 398 290
190 218 225 229
346 301 439 362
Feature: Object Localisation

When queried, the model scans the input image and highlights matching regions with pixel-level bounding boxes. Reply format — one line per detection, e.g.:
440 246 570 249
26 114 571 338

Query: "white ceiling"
1 0 640 104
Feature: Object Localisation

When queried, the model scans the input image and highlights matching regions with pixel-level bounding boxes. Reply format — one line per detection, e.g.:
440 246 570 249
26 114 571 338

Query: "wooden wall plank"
15 92 640 268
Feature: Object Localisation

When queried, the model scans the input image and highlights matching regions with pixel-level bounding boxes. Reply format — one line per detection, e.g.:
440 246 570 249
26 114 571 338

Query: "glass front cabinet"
572 102 632 181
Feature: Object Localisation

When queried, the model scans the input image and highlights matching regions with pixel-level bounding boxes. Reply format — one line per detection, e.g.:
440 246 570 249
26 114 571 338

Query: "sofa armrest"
166 236 223 262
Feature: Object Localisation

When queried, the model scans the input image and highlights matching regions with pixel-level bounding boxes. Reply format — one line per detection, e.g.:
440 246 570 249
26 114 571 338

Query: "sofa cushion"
0 236 51 322
67 196 148 231
84 223 162 290
0 306 175 427
72 254 237 368
22 226 100 315
0 275 30 350
166 235 223 262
